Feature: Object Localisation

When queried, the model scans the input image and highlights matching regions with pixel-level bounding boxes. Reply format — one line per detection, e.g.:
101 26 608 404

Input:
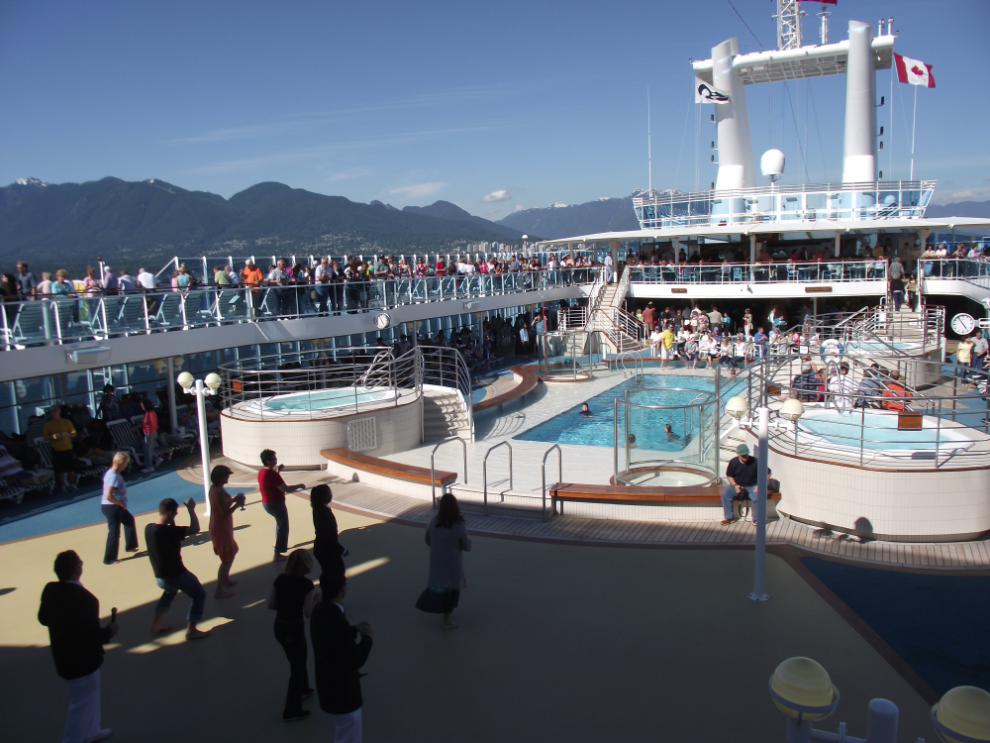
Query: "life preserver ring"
820 339 844 359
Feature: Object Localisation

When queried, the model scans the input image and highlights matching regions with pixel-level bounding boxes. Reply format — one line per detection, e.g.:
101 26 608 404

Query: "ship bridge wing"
693 35 893 85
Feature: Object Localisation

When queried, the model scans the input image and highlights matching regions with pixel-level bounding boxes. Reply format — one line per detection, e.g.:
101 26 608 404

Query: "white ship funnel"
842 20 877 183
713 37 756 190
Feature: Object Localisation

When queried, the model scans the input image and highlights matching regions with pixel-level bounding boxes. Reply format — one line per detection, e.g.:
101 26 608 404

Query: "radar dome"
761 149 786 179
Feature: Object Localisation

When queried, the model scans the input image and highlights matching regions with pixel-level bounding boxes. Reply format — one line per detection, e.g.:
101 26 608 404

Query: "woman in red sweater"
140 399 161 473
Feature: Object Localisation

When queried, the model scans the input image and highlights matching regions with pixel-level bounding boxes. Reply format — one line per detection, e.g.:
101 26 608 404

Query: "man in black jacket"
38 550 117 743
311 574 373 743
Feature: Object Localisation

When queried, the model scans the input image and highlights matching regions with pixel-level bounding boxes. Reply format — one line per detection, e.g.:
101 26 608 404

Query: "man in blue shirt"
752 327 768 358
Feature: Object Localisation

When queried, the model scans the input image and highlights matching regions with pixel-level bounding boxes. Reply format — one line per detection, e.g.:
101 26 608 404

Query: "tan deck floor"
0 456 953 742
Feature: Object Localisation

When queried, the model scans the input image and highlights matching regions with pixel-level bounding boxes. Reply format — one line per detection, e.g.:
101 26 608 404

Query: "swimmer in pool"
664 424 681 441
626 434 637 449
580 403 591 416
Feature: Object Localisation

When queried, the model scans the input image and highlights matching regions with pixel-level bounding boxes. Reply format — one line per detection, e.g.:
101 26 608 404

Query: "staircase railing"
419 344 474 440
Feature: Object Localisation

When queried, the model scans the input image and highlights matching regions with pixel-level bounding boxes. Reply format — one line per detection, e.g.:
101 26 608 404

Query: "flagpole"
889 67 894 179
648 87 652 194
910 84 918 181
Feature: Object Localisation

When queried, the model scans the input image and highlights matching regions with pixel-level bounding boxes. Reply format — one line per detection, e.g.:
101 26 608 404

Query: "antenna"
648 87 653 195
817 1 831 44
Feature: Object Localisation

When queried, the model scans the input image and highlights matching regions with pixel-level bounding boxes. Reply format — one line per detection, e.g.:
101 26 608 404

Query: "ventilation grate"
347 417 378 452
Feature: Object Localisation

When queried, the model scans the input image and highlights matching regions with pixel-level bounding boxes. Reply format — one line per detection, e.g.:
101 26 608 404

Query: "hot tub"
795 408 976 457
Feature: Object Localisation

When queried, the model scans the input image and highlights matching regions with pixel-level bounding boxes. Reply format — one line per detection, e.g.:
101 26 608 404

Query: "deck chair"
118 295 149 334
0 445 55 499
107 419 174 467
152 293 183 329
89 295 124 337
215 290 248 323
32 439 105 485
7 301 50 347
51 300 78 341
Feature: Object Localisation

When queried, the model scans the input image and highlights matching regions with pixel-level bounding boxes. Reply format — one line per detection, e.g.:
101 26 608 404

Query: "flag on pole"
894 52 935 88
695 77 729 104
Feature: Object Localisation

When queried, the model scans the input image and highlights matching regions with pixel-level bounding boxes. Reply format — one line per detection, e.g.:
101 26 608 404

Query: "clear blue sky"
2 0 987 217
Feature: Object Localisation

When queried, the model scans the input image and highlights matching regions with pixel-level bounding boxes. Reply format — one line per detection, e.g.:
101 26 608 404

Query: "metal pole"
714 365 721 481
196 379 212 516
613 399 619 482
750 406 769 602
865 698 899 743
166 357 178 434
909 85 918 182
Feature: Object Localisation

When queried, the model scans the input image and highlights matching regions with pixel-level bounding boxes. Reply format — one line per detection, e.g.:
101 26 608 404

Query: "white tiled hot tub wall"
221 397 423 468
769 447 990 542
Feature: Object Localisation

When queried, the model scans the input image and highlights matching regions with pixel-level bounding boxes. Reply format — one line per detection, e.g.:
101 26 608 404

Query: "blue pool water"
264 387 388 411
798 413 967 450
516 376 743 450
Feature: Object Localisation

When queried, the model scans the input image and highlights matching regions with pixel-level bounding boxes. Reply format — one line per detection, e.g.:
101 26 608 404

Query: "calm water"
264 387 388 411
800 412 968 450
516 375 744 450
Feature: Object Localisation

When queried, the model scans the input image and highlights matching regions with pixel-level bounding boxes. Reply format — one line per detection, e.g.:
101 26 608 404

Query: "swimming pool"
796 409 976 453
515 375 744 450
262 387 391 412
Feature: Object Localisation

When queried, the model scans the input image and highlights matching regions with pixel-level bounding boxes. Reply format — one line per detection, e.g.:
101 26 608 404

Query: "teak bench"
321 448 457 489
547 483 782 517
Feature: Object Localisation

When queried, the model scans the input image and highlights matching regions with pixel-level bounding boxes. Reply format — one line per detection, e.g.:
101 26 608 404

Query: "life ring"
820 339 844 359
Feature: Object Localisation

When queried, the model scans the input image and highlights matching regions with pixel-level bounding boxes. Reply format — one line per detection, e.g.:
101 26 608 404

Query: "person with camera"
258 449 306 563
38 550 118 743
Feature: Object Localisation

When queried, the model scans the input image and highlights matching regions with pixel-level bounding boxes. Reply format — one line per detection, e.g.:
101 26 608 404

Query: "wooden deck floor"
326 478 990 571
188 456 990 571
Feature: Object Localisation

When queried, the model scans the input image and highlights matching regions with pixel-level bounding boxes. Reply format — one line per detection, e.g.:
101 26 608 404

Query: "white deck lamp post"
770 656 990 742
177 371 222 515
725 395 804 601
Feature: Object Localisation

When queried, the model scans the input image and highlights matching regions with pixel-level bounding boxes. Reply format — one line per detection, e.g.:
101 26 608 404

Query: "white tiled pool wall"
221 396 423 468
770 447 990 541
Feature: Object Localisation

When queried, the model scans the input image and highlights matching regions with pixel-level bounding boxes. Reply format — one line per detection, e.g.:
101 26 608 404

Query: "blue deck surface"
802 556 990 695
0 458 251 544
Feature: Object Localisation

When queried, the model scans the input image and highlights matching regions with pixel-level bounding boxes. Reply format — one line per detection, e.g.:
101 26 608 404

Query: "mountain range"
0 178 526 276
496 195 641 239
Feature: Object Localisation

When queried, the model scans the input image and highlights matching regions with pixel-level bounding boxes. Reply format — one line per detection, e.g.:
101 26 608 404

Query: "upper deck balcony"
632 181 936 231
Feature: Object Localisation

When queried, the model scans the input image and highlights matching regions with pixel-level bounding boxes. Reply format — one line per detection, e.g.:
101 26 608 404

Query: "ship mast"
774 0 804 50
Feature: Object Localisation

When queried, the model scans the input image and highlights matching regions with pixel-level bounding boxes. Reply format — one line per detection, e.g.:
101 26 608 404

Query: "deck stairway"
422 388 472 444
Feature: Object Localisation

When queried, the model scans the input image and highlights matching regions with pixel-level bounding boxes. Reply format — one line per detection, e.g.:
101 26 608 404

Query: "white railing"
627 259 886 285
633 180 936 229
0 268 600 351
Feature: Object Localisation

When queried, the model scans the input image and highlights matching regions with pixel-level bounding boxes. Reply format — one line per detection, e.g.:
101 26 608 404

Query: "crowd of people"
37 442 474 742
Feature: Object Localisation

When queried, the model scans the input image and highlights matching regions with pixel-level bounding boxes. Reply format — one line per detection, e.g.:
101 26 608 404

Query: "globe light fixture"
726 395 749 420
769 657 839 722
932 686 990 743
781 397 805 422
176 371 223 515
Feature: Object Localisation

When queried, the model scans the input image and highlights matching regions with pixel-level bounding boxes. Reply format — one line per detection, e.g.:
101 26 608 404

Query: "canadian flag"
894 52 935 88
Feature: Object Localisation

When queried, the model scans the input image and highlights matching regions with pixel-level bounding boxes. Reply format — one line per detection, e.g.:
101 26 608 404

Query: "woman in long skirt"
416 493 472 630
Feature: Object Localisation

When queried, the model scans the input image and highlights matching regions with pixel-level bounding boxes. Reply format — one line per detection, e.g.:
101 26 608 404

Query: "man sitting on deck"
720 444 759 526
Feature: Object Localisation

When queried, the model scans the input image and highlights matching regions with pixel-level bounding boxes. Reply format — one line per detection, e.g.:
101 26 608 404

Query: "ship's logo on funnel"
695 79 730 104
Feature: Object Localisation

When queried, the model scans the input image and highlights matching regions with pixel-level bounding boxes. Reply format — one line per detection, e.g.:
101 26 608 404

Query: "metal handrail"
430 437 468 508
614 349 645 379
541 444 562 520
482 441 513 515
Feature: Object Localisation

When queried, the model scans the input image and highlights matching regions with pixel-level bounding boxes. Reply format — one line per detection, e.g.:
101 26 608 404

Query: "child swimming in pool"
580 403 591 416
664 424 681 441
